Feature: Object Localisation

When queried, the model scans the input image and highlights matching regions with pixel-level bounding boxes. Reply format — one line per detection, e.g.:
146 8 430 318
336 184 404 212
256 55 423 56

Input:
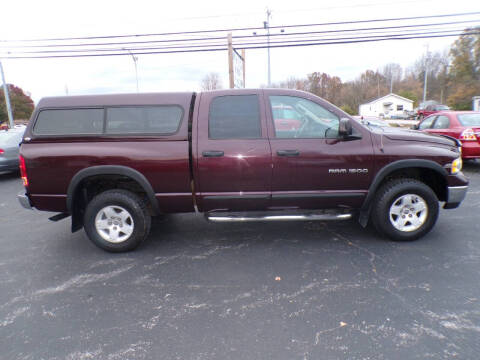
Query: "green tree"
0 84 35 123
447 28 480 109
340 104 355 115
397 90 419 107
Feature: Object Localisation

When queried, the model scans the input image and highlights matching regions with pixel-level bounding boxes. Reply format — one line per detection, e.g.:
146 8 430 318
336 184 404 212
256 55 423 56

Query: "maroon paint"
19 89 468 216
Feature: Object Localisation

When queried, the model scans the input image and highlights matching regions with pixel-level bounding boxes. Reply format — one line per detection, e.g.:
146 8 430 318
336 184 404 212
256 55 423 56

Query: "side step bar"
206 210 353 222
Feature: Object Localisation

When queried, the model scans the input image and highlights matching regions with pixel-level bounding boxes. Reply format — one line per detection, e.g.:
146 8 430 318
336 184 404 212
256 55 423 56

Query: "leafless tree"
200 73 223 90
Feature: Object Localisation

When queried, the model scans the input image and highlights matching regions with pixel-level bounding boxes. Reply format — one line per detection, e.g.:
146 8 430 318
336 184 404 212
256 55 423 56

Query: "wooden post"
227 33 234 89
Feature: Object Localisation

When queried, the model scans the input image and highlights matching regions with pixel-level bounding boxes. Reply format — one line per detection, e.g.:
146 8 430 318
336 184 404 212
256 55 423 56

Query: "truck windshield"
458 114 480 127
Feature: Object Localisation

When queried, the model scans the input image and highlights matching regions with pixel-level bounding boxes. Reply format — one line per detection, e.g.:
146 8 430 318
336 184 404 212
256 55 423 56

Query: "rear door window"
34 108 104 135
432 115 450 129
208 95 261 139
106 106 183 134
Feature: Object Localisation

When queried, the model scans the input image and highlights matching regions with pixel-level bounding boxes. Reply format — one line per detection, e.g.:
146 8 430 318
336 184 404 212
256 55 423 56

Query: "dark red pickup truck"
18 89 468 252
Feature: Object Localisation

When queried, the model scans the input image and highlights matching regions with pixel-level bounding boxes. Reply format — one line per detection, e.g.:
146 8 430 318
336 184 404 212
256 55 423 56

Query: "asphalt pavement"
1 162 480 360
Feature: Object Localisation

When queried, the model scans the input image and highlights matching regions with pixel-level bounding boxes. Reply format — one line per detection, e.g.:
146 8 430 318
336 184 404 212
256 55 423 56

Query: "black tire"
84 190 151 252
371 178 439 241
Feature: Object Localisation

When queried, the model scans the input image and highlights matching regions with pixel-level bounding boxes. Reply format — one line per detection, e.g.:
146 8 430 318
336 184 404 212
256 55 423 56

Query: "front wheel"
84 190 151 252
371 179 439 241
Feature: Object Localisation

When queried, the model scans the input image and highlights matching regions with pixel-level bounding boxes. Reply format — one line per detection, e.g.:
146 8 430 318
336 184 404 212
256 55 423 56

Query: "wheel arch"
359 159 448 227
67 165 160 231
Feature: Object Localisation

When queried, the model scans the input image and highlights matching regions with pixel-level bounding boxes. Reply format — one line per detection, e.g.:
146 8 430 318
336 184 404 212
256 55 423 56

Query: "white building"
473 96 480 111
359 93 414 118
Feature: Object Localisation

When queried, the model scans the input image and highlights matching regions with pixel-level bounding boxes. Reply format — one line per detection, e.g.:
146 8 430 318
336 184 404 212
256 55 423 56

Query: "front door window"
269 95 339 139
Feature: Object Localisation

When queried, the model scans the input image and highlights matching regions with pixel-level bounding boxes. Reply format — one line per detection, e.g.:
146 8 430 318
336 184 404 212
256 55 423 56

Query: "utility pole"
123 48 139 93
390 76 393 93
242 49 246 87
377 73 380 97
227 33 234 89
423 45 429 103
0 60 14 129
264 8 272 87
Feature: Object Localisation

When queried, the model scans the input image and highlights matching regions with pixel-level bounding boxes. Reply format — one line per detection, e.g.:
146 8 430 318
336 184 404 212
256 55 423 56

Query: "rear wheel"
371 178 439 241
84 190 151 252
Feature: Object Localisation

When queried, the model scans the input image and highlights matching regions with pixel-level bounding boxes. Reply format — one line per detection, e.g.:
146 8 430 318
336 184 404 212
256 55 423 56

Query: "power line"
1 11 479 43
1 28 471 56
1 19 478 51
3 30 478 59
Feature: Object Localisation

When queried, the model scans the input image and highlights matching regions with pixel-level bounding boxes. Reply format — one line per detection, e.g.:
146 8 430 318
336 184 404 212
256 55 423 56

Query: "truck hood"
373 126 458 147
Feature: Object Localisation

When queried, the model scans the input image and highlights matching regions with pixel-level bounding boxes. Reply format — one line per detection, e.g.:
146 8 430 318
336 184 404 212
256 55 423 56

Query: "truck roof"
36 92 195 108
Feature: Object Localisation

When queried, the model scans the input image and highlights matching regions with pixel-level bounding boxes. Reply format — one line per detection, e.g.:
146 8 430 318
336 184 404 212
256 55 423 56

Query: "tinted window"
106 106 183 134
433 115 450 129
209 95 261 139
270 95 339 138
418 116 435 130
458 114 480 126
34 109 104 135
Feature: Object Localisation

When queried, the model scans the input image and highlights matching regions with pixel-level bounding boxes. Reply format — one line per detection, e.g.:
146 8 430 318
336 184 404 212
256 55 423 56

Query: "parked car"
414 111 480 159
0 126 26 173
18 90 467 252
271 104 303 137
353 116 390 127
417 104 450 120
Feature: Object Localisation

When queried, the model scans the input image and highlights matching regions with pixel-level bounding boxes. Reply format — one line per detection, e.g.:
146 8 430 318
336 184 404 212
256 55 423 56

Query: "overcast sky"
0 0 478 102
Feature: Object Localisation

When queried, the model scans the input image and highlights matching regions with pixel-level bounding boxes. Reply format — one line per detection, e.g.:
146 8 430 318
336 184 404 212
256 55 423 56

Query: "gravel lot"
1 161 479 360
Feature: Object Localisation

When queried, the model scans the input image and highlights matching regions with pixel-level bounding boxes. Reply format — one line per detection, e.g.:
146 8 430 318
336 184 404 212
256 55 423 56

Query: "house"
473 96 480 111
359 93 413 118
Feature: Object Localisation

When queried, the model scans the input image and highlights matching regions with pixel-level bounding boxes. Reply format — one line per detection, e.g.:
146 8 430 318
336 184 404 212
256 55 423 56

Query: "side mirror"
411 124 419 130
338 118 353 137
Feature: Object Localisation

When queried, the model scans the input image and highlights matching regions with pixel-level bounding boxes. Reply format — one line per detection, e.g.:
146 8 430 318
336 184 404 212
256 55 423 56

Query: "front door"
195 90 272 212
264 90 374 210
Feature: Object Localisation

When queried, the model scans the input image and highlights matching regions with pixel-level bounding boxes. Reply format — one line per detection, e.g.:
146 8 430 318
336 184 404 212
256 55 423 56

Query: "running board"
206 210 353 222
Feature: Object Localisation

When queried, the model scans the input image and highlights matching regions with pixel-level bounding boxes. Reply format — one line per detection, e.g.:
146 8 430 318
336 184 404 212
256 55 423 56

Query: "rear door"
264 90 374 210
194 90 272 212
427 115 453 137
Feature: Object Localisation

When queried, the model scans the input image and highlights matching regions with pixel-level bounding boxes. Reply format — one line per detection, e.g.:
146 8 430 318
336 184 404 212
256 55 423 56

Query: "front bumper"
444 186 468 209
18 192 32 210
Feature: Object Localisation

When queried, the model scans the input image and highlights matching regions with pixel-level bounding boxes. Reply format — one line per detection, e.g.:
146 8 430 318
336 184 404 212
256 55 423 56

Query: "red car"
417 111 480 159
272 105 302 134
417 104 450 120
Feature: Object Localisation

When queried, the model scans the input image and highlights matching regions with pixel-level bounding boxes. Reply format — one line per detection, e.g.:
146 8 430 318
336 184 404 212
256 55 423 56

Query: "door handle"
202 150 224 157
277 149 300 157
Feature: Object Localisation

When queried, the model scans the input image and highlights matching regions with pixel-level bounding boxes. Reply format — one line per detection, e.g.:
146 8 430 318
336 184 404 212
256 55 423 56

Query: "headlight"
451 157 462 174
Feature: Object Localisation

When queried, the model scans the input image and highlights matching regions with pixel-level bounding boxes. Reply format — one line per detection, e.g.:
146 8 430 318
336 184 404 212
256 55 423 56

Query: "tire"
371 178 439 241
84 189 151 252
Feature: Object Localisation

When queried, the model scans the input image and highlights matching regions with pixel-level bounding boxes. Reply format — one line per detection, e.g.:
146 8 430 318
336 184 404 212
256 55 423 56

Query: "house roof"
360 93 414 106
